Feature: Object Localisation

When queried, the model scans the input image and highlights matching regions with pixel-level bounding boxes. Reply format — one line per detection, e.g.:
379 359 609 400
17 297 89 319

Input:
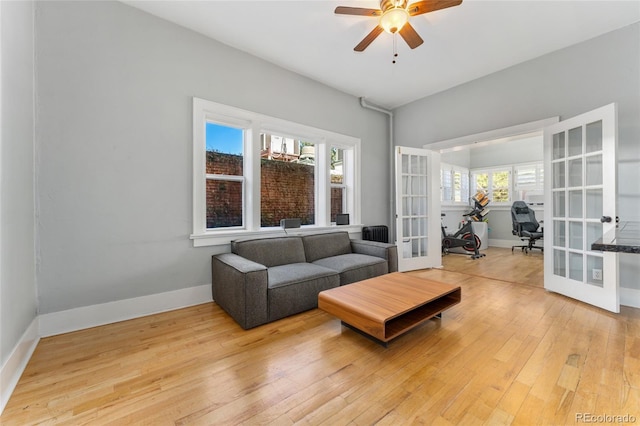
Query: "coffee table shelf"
319 272 461 345
384 289 461 340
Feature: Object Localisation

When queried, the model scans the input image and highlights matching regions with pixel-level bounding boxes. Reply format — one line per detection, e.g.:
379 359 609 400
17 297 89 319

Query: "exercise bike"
441 212 486 259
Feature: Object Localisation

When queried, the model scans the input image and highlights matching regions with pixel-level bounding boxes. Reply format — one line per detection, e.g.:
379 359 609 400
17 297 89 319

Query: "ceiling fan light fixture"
379 7 409 34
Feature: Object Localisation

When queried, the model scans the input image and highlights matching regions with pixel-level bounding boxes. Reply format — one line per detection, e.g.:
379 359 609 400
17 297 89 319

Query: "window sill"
441 204 473 210
489 203 545 210
191 224 364 247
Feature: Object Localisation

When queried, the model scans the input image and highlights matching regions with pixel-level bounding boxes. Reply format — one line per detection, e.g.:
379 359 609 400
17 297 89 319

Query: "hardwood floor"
441 247 544 288
2 248 638 425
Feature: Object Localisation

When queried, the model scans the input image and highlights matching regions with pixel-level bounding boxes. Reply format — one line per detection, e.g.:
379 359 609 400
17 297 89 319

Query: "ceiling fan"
335 0 463 52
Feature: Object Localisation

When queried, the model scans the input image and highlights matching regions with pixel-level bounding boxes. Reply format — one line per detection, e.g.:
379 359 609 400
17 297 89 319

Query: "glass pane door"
395 146 441 271
544 103 618 312
551 123 605 286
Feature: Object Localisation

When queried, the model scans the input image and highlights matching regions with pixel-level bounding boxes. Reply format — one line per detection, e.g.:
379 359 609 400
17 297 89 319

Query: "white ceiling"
123 0 640 109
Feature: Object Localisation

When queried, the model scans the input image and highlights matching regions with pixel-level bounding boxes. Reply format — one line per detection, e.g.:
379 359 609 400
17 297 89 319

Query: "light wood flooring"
441 246 545 288
2 248 638 425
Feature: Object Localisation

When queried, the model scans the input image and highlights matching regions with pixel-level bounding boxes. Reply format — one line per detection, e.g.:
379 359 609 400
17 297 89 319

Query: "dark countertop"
591 222 640 254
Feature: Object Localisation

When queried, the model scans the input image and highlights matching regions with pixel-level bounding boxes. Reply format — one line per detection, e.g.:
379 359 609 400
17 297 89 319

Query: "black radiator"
362 225 389 243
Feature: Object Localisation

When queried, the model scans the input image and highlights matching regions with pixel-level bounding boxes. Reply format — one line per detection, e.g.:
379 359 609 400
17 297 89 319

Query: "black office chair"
511 201 543 253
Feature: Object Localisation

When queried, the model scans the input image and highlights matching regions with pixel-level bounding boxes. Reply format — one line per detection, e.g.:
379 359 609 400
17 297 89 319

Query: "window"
492 170 510 202
470 162 544 205
441 167 453 202
260 133 315 227
471 168 512 204
192 98 360 246
330 147 347 223
206 122 245 229
514 162 544 203
441 163 470 204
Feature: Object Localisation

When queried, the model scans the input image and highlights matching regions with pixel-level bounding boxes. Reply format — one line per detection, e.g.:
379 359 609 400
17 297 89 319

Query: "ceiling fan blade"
335 6 382 17
354 26 384 52
407 0 463 16
399 22 424 49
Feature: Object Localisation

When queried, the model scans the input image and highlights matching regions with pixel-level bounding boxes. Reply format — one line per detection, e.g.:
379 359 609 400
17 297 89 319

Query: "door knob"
600 216 612 223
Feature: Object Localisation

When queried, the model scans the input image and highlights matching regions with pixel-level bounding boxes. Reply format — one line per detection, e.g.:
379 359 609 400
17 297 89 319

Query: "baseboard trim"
39 284 213 337
1 285 212 415
621 287 640 309
0 317 40 415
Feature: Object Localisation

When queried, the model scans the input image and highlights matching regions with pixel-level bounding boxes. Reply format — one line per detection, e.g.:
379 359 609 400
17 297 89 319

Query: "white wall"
0 0 38 411
34 1 389 315
395 23 640 292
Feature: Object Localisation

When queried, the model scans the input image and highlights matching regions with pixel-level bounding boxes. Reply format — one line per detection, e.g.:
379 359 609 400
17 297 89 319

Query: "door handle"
600 216 621 223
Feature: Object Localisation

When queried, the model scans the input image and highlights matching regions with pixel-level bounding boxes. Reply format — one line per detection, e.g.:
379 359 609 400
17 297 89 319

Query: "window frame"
192 97 361 247
259 133 318 227
205 120 248 230
329 145 347 223
514 161 544 190
441 162 470 206
513 161 544 203
471 167 512 205
470 161 544 206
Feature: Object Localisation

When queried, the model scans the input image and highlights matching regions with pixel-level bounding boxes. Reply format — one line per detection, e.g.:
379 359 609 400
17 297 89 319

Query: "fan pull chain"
392 33 398 64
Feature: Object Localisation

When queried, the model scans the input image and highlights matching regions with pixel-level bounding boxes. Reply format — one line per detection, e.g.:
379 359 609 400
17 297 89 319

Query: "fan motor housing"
380 0 408 13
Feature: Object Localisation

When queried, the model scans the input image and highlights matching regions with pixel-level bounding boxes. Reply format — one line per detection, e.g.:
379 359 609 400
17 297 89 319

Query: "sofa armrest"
211 253 269 329
350 239 398 273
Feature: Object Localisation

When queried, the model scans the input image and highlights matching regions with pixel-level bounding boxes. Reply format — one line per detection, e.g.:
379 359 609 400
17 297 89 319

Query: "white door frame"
426 118 560 152
424 111 622 312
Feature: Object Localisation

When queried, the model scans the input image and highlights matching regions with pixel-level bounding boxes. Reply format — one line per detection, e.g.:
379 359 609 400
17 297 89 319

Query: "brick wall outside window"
207 152 344 228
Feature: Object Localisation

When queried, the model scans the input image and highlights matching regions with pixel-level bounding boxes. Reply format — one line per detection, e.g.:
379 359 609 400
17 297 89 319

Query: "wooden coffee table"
318 272 461 346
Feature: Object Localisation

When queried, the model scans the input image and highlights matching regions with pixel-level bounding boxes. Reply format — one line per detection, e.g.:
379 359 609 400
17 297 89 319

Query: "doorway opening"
425 118 558 284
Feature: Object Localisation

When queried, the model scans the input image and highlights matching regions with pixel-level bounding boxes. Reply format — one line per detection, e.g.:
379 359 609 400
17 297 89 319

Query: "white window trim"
191 97 361 247
470 160 544 206
514 161 544 191
441 162 470 206
471 167 512 206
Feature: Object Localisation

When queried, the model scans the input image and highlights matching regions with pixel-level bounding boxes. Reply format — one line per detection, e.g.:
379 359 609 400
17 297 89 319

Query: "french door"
394 146 441 272
543 103 619 313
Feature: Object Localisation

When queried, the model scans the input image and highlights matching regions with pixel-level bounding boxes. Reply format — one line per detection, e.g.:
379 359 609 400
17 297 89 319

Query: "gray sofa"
211 231 398 329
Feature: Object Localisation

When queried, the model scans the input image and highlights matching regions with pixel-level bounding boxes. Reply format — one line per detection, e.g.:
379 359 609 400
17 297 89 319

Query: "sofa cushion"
312 253 388 286
267 263 337 288
302 232 352 263
267 263 339 322
232 236 306 267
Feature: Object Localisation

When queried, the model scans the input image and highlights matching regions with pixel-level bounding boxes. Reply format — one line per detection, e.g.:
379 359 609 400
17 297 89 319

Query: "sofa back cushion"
302 232 352 263
232 236 306 267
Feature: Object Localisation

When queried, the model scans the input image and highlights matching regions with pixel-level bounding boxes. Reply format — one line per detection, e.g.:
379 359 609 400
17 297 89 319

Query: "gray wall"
34 1 389 314
441 149 470 168
1 1 38 368
395 23 640 290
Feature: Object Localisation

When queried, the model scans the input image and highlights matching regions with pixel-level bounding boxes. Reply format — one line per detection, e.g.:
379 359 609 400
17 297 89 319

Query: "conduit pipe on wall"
359 97 395 243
